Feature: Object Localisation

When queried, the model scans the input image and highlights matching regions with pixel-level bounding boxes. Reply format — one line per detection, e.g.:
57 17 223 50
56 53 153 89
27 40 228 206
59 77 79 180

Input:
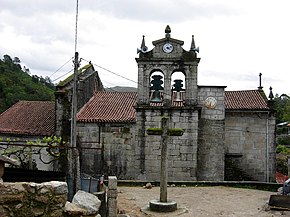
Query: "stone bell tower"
134 26 203 181
136 25 200 106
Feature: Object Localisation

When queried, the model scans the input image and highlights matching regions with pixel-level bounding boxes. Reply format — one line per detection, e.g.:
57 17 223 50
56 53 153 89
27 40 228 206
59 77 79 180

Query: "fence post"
107 176 118 217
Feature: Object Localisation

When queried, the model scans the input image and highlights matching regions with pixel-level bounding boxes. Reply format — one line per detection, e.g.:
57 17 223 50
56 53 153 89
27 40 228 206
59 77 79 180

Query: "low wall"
0 181 67 217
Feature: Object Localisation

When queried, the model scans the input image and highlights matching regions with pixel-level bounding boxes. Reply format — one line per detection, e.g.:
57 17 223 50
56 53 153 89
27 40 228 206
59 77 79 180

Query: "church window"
150 71 164 102
171 71 185 102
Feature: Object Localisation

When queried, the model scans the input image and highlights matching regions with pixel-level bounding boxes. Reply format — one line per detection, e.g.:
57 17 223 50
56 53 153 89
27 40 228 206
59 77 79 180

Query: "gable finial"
165 25 171 38
141 35 147 49
190 35 196 50
189 35 199 53
137 35 148 54
258 73 263 90
268 86 274 100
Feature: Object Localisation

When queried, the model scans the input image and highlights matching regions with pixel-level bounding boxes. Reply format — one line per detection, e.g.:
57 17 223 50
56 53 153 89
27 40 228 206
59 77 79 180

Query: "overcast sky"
1 0 289 96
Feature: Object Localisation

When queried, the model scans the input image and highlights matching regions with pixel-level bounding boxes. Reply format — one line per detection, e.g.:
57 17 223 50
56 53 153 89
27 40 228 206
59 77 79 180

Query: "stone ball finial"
165 25 171 34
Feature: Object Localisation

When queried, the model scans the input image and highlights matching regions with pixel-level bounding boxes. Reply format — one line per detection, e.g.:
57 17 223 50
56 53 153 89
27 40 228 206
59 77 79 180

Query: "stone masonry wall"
197 119 225 180
135 108 199 181
0 181 67 217
225 112 276 182
197 86 226 181
77 122 136 179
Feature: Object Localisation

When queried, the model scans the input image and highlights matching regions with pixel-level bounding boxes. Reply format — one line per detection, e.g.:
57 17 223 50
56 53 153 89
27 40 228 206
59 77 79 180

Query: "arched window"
150 71 164 102
171 71 185 102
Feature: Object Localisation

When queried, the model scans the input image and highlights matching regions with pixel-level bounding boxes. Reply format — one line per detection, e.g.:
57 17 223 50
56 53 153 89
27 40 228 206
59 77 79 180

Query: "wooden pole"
160 117 169 202
71 52 81 194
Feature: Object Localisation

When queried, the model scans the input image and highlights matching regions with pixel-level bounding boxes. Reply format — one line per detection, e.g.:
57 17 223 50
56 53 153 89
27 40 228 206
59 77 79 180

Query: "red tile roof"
225 90 269 110
78 90 270 123
0 101 55 136
77 92 137 123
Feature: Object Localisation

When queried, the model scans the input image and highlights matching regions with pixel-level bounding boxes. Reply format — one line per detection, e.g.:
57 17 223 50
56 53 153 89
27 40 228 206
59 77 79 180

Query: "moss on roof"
58 63 93 87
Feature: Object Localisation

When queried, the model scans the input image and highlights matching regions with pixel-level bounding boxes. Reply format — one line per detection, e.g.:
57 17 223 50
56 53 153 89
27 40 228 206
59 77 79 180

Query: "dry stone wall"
0 181 67 217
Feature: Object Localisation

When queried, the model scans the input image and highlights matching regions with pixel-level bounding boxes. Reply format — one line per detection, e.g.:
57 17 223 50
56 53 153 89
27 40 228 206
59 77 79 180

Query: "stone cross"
160 117 169 202
147 117 183 211
148 117 182 212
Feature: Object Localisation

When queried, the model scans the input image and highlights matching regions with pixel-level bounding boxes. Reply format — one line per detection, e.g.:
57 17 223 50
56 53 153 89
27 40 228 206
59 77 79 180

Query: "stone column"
160 117 169 202
107 176 118 217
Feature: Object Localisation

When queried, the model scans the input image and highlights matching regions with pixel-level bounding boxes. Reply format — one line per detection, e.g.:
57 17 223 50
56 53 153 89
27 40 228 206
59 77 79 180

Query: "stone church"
58 26 276 182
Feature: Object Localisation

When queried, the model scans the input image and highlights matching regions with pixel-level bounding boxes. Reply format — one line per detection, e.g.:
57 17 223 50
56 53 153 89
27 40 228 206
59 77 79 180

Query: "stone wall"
135 108 199 181
0 181 67 217
75 86 276 182
77 122 136 179
197 86 226 181
198 86 226 120
197 119 225 180
225 111 276 182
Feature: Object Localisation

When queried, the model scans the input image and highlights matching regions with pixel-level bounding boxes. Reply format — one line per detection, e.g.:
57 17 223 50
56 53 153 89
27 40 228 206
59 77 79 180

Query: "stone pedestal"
149 199 177 212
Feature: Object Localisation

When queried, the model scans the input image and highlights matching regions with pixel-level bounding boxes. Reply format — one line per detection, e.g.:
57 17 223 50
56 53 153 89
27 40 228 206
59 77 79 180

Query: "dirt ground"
117 186 290 217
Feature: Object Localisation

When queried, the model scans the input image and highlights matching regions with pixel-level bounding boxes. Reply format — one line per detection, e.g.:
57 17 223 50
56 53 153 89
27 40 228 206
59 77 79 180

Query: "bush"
276 144 290 154
278 136 290 147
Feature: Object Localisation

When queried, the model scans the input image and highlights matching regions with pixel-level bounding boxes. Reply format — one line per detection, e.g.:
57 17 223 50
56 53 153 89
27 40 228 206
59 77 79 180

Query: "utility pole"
71 51 81 195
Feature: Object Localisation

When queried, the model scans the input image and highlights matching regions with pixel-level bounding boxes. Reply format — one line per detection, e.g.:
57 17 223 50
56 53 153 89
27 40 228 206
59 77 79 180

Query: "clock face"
163 43 173 53
204 96 217 109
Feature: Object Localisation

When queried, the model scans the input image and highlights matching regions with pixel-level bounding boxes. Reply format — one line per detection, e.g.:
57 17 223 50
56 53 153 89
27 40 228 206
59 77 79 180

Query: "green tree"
0 54 55 113
274 94 290 123
3 54 12 64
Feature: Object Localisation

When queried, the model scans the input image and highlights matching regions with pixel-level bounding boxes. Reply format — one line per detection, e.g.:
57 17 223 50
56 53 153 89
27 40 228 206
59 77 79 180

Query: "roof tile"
77 92 137 123
225 90 269 110
78 90 270 123
0 101 55 136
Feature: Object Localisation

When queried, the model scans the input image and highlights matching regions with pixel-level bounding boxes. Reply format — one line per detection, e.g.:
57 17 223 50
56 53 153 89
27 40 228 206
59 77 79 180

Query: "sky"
0 0 289 96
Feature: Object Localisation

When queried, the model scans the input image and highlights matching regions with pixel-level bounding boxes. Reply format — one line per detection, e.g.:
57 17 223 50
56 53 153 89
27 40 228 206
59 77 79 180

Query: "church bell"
174 91 183 102
151 90 162 102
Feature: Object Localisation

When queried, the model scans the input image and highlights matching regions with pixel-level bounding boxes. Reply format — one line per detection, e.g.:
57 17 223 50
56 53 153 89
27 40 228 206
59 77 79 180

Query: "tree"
274 94 290 123
0 54 55 113
13 57 20 64
3 54 12 64
23 66 30 75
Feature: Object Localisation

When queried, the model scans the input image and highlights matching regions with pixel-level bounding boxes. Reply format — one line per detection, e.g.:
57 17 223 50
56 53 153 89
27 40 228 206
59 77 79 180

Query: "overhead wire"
51 69 73 83
81 58 139 86
80 58 272 128
80 58 176 100
48 57 74 78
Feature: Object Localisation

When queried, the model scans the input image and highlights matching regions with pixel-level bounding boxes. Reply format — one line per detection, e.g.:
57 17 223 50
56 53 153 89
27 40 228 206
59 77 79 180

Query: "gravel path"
117 186 289 217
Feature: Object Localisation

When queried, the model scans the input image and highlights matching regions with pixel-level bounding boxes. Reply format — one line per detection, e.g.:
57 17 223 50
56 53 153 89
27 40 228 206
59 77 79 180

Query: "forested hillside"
0 54 55 113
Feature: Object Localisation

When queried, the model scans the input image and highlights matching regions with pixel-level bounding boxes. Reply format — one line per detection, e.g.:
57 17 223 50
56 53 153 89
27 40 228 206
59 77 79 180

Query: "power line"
80 59 272 126
49 57 74 78
51 69 73 83
81 58 174 100
81 58 139 86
